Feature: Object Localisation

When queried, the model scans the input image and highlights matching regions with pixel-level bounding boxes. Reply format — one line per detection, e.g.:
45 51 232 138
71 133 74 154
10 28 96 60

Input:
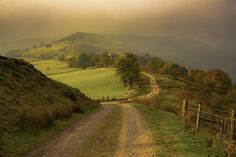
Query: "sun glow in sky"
0 0 235 42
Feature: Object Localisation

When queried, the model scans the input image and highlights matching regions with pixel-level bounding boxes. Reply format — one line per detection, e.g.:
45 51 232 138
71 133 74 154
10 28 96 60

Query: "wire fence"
89 95 128 102
181 100 236 141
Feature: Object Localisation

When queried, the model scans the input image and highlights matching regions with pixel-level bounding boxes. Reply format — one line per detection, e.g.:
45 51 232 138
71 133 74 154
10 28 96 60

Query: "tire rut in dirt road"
24 105 113 157
114 103 155 157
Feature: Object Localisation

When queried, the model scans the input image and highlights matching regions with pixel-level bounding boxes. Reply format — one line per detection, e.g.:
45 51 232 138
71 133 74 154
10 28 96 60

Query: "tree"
100 53 114 67
32 45 37 49
91 53 114 68
147 58 165 72
39 42 45 47
203 69 232 94
91 54 102 68
77 52 92 69
159 63 188 79
116 53 140 89
58 54 65 61
66 55 77 67
186 69 204 83
45 44 52 48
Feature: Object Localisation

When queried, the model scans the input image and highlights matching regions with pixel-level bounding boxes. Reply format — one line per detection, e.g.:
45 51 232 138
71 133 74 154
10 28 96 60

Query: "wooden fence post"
230 110 235 140
220 120 224 139
224 118 227 138
182 100 188 122
195 104 202 131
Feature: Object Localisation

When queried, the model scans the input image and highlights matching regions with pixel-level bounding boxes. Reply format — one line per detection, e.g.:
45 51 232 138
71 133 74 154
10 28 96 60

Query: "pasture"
32 60 79 75
46 67 127 99
32 60 127 99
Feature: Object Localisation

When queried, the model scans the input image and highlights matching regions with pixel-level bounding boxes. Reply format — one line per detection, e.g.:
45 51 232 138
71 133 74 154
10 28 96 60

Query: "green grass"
49 68 127 99
31 60 128 99
134 104 225 157
77 105 122 157
151 74 202 114
2 109 100 157
31 60 79 75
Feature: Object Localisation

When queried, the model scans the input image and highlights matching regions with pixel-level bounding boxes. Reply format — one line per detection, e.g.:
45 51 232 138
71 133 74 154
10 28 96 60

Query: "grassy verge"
140 74 209 115
77 105 123 157
134 104 226 157
2 108 100 157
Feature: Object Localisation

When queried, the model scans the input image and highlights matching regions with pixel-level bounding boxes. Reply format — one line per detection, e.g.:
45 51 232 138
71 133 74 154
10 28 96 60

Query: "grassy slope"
32 60 79 75
0 56 99 157
49 68 127 99
134 104 224 157
153 74 236 112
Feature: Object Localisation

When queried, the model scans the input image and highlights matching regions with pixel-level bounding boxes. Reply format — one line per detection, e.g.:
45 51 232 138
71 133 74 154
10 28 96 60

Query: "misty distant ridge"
56 32 236 83
0 37 60 54
0 32 235 83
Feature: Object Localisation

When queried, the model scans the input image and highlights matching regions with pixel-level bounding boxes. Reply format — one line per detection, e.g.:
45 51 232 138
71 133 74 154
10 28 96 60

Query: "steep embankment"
0 56 99 156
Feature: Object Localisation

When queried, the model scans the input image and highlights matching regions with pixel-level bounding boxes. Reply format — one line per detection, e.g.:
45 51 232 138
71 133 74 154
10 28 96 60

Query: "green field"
32 60 79 75
31 60 127 99
49 68 127 99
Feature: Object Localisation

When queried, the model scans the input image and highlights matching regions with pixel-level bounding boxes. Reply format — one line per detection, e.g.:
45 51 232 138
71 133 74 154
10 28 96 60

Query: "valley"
1 1 235 157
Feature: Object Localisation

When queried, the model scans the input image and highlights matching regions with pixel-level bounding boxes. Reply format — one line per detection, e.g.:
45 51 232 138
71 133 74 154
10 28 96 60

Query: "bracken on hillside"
0 56 99 143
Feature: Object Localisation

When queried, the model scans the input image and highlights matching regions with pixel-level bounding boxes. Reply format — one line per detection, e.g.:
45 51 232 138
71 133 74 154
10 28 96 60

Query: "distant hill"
0 56 98 153
4 32 235 83
111 34 236 83
0 37 59 54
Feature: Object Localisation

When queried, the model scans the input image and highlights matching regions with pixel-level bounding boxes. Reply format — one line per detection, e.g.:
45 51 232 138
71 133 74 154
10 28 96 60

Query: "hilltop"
0 56 99 155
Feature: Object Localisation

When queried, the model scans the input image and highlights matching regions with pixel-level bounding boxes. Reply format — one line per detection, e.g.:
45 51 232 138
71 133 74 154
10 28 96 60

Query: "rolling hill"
4 32 236 83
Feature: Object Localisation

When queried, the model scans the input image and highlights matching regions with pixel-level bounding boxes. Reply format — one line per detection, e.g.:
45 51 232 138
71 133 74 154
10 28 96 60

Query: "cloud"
0 0 236 46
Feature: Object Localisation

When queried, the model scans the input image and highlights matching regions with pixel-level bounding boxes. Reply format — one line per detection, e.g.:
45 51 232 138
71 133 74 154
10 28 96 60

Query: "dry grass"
0 56 99 156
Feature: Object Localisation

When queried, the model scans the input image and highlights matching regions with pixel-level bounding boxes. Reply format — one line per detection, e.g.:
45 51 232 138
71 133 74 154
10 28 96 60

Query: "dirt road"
114 103 155 157
24 105 113 157
24 103 155 157
24 73 158 157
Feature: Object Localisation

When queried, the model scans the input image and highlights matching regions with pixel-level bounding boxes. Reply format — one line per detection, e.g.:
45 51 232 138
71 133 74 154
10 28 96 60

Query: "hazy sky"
0 0 236 46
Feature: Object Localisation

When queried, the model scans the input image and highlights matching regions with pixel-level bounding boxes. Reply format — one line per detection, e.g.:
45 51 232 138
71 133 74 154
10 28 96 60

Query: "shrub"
159 63 188 79
72 103 87 113
186 69 204 83
52 104 74 119
21 106 54 132
147 58 165 73
61 90 77 102
203 69 232 95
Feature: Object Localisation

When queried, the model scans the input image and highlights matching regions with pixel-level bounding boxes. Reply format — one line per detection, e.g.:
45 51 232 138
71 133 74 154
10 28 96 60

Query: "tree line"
143 56 232 95
64 52 140 89
64 52 115 69
58 52 233 94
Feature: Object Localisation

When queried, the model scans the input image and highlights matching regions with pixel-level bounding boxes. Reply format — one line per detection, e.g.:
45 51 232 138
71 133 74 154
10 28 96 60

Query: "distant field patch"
32 60 79 75
49 68 127 99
